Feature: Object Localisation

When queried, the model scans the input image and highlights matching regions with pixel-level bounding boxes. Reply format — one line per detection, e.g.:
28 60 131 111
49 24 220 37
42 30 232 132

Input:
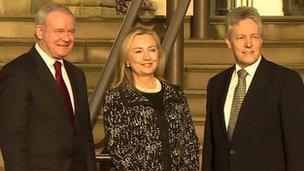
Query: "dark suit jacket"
202 57 304 171
0 47 96 171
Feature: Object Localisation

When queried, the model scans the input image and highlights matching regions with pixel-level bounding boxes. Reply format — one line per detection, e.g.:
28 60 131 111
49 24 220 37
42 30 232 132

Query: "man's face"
35 11 75 59
225 18 262 68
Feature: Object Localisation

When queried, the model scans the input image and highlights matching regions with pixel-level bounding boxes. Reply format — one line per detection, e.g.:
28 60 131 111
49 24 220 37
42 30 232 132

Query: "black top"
142 88 172 170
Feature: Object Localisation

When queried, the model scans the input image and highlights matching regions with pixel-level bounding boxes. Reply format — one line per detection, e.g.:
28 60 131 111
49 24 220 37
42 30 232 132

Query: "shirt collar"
235 55 262 77
35 43 64 68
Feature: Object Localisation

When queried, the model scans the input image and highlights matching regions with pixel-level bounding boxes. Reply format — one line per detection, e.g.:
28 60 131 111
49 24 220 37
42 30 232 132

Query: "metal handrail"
161 0 192 66
91 0 193 167
89 0 144 123
89 0 192 123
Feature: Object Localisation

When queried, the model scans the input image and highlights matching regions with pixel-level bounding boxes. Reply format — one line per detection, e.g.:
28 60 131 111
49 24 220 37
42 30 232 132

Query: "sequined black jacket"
104 80 199 170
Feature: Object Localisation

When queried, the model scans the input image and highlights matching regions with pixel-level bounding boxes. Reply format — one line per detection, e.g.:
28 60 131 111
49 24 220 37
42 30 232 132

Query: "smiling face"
225 18 262 68
127 34 159 79
35 11 75 59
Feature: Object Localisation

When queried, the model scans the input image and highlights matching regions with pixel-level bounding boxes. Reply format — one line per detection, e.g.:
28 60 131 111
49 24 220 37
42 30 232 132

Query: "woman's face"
127 34 159 79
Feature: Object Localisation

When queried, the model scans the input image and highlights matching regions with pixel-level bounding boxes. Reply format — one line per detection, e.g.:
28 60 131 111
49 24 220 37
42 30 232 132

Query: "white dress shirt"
35 43 75 113
223 56 262 128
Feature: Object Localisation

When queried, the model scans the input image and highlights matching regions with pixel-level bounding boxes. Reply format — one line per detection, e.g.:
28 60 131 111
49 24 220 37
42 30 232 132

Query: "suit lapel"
216 67 234 142
64 61 79 120
231 57 271 142
30 47 74 126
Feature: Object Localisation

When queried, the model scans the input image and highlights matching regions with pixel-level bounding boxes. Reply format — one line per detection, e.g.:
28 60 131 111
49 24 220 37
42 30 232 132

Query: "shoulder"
0 51 35 80
104 85 128 102
262 58 300 79
2 51 32 70
105 87 121 97
63 60 83 74
209 66 234 85
161 79 184 93
160 79 188 101
263 58 289 71
161 79 180 89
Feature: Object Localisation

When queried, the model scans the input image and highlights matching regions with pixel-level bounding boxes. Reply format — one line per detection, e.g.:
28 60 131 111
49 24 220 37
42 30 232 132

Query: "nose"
244 37 253 48
143 51 152 60
62 32 72 42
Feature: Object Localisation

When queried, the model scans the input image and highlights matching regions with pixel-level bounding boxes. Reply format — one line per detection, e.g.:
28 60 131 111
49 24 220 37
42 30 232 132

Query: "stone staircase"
1 15 304 142
1 15 304 169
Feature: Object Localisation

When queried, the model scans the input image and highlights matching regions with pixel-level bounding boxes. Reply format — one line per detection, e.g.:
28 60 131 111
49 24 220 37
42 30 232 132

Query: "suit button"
230 150 236 154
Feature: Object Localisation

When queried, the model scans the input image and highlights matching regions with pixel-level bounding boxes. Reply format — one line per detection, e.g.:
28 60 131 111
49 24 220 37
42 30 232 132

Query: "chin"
57 52 69 57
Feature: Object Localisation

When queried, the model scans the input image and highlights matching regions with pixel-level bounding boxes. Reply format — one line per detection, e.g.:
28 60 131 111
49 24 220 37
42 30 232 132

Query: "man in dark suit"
0 4 96 171
202 6 304 171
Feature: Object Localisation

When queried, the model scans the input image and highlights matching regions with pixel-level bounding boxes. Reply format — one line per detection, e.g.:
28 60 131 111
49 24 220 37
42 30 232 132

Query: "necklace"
135 78 162 93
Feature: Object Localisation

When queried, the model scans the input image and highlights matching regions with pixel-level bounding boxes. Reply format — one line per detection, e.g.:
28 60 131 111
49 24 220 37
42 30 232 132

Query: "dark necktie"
54 61 75 126
227 69 248 141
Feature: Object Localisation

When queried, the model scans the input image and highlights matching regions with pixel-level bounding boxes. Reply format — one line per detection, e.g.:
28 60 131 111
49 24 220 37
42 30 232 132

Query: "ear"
35 25 44 40
224 37 232 49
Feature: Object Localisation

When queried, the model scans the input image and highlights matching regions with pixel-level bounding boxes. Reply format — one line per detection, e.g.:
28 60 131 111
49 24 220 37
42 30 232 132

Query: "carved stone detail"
116 0 156 15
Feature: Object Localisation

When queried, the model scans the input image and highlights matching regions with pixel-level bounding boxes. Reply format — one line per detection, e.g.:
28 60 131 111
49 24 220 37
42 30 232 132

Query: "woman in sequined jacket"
103 28 199 170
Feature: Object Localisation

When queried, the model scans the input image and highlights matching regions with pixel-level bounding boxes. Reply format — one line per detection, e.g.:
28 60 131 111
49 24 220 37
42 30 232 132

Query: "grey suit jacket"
0 46 96 171
203 57 304 171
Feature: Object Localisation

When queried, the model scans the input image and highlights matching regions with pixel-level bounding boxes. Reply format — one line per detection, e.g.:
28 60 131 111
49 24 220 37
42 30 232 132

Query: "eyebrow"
132 45 156 49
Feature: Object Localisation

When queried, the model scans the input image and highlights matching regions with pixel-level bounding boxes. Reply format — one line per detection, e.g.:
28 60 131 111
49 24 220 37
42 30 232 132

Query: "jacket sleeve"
0 65 31 171
202 79 214 171
178 87 200 170
280 70 304 170
103 90 145 170
79 70 97 171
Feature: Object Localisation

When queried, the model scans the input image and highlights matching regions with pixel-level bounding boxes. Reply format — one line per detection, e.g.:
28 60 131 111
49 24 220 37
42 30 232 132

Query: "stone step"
2 15 304 40
210 16 304 40
1 60 301 117
2 15 304 39
1 38 304 65
184 39 304 65
1 38 303 144
64 63 304 92
0 15 191 39
1 38 304 91
184 64 304 90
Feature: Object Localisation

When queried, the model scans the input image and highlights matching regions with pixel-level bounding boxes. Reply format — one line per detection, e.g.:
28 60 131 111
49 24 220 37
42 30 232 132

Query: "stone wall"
0 0 190 16
0 0 32 15
0 0 118 16
0 0 185 169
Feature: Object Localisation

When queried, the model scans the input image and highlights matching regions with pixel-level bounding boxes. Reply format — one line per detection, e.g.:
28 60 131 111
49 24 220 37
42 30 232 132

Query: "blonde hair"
225 6 262 39
112 27 165 88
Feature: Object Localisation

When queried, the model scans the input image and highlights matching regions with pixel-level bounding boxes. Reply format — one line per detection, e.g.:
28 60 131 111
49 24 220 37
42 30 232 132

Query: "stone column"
1 0 31 15
191 0 210 39
30 0 53 14
0 0 4 15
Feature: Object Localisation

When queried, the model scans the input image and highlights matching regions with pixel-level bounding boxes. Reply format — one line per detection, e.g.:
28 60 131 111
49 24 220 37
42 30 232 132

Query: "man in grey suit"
0 4 96 171
202 6 304 171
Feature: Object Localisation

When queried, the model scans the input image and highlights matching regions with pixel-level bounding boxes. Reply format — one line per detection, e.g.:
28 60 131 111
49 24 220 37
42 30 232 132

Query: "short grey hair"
225 6 262 38
35 4 75 25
